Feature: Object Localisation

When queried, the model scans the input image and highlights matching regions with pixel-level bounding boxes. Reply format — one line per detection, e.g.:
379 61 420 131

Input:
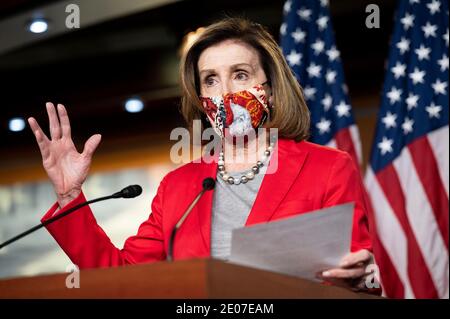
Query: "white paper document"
228 202 355 281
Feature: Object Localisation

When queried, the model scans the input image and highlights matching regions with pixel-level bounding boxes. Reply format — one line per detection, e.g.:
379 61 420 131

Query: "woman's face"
197 39 269 97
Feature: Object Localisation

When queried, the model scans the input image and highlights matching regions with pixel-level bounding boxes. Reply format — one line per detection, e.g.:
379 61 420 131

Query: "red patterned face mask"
200 82 270 138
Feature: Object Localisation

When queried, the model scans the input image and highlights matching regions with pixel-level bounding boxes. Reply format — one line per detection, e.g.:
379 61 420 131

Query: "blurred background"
0 0 396 279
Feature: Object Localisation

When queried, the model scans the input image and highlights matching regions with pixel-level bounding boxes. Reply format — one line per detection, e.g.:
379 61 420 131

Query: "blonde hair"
179 17 310 141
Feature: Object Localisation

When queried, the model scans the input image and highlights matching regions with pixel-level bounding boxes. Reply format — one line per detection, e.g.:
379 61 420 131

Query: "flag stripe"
375 238 405 298
376 165 439 298
393 147 449 298
362 190 406 298
334 127 359 166
427 125 449 197
408 137 449 249
365 168 413 298
349 124 363 164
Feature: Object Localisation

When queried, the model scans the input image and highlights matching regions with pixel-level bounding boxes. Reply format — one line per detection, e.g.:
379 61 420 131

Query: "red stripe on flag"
335 128 359 167
376 165 439 298
363 191 405 298
408 136 449 249
374 236 405 298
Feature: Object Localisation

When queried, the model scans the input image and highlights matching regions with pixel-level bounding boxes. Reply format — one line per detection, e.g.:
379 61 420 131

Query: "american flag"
280 0 362 166
365 0 449 298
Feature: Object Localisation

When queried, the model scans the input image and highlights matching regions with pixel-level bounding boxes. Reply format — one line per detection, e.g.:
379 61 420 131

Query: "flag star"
306 63 322 78
391 62 407 79
444 29 449 46
286 50 302 66
316 118 331 134
401 13 415 30
291 28 306 43
409 0 420 4
382 111 398 129
438 54 449 71
409 67 426 84
320 0 329 7
311 39 325 55
422 22 438 38
406 93 419 110
426 102 442 118
297 8 312 21
283 0 292 14
401 117 414 135
335 101 351 117
317 15 329 31
322 94 333 111
432 79 448 95
303 86 317 100
396 37 410 54
427 0 441 15
386 87 402 104
378 137 394 155
280 23 287 36
415 45 431 60
326 46 340 61
325 69 337 84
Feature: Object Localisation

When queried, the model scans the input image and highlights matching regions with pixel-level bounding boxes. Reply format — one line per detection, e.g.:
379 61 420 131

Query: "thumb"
82 134 102 159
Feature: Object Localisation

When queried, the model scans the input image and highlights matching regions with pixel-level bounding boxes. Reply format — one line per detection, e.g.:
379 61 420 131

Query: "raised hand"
28 102 102 208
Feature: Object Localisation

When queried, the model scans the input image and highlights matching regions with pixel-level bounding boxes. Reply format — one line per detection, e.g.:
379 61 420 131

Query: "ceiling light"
9 118 26 132
125 98 144 113
29 18 48 33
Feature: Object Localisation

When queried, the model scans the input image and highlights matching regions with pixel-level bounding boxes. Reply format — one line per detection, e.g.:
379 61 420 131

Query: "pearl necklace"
217 141 275 185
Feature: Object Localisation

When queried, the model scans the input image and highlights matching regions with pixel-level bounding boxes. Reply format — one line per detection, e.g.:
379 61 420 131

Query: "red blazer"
41 139 372 269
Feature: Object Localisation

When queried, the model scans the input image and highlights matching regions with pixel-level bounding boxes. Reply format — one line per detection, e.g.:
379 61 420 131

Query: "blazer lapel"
245 139 309 226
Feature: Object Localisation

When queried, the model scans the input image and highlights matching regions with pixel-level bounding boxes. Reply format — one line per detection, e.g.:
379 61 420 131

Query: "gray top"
210 164 268 260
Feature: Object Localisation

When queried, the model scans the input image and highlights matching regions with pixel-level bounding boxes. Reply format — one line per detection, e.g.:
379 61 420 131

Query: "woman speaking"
28 18 374 292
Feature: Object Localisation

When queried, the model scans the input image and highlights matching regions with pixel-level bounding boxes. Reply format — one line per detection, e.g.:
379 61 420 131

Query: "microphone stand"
0 186 141 250
167 178 215 261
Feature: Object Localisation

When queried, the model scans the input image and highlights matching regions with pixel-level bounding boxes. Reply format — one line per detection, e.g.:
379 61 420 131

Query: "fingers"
46 102 62 140
28 117 49 142
82 134 102 159
340 249 372 268
28 117 50 159
57 104 71 138
322 267 366 279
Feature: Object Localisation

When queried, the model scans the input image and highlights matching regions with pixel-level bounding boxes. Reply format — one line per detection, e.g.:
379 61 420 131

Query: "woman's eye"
205 77 216 86
235 72 249 80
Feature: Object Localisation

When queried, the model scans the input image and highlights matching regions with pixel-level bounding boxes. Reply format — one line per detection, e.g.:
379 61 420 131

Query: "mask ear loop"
257 79 271 130
260 80 273 123
260 81 274 150
260 79 273 105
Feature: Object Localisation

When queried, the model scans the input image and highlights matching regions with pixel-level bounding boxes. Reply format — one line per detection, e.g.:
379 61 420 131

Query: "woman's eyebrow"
230 63 254 71
199 63 255 76
199 69 215 77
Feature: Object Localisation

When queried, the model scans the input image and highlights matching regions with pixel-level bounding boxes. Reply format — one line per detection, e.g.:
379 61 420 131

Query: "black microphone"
0 185 143 250
111 185 142 198
167 177 215 261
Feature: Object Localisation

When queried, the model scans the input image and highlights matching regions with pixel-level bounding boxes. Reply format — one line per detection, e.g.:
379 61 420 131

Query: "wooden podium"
0 258 379 298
